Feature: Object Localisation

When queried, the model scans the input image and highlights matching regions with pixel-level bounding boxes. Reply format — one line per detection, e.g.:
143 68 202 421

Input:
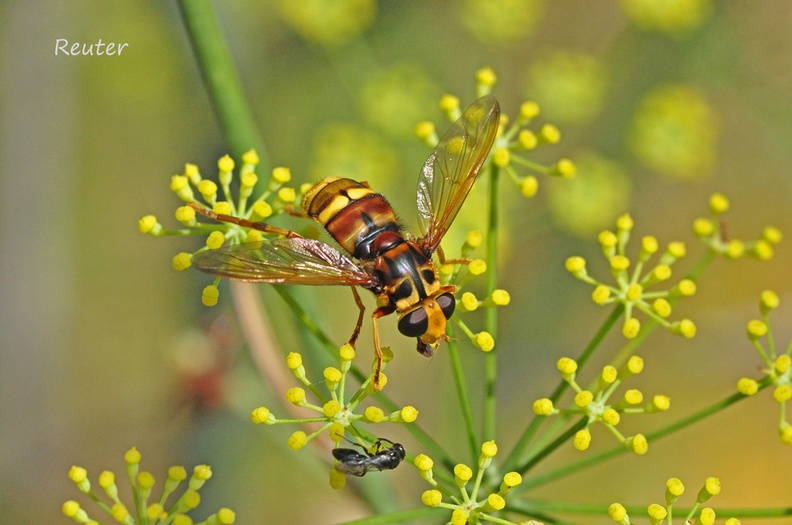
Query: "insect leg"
370 305 394 391
347 287 366 349
436 245 474 266
188 202 302 238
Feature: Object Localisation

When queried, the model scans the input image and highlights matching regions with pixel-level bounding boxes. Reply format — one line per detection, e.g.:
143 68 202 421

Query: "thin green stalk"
483 163 500 441
446 326 480 463
513 418 588 477
334 507 439 525
177 0 268 165
519 382 770 491
503 304 624 471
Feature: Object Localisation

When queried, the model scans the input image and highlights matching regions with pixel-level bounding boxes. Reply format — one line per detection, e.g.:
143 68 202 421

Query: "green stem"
513 418 588 476
333 507 439 525
177 0 268 165
503 305 623 471
446 326 480 463
483 163 500 442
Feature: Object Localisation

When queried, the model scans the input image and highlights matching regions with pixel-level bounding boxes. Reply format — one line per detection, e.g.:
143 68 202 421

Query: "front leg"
371 303 395 391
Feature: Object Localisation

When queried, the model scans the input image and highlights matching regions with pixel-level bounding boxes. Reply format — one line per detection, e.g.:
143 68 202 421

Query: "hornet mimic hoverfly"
189 95 500 390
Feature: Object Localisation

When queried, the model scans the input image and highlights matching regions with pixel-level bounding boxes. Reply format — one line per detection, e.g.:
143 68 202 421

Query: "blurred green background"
2 1 791 524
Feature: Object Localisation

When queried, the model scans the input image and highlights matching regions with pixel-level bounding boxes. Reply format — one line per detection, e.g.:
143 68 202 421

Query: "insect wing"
417 95 500 254
191 237 377 287
332 448 368 476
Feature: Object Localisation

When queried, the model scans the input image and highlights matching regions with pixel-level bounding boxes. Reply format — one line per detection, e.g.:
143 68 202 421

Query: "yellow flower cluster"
534 355 668 454
566 212 696 339
64 447 234 525
737 290 792 444
419 441 531 525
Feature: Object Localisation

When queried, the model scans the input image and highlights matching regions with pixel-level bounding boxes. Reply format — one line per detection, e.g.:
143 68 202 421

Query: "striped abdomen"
302 177 401 260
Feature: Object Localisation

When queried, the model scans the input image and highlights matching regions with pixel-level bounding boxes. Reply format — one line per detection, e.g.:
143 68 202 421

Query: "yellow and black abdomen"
302 177 402 260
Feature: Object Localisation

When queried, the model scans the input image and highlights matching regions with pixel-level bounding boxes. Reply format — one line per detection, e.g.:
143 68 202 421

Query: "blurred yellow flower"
620 0 712 35
527 51 607 123
277 0 375 46
459 0 542 45
310 124 398 184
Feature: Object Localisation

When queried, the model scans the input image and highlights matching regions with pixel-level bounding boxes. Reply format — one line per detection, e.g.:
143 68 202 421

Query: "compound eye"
436 292 456 319
398 308 428 337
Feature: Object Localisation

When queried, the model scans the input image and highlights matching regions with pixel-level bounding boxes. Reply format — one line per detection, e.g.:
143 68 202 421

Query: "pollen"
622 318 641 339
421 489 443 507
475 331 495 352
533 398 554 415
709 193 730 214
218 154 235 173
518 129 538 150
493 147 510 168
252 200 272 220
747 319 767 340
693 217 715 236
414 454 434 471
574 428 592 450
206 231 225 250
520 175 539 197
468 259 487 275
287 431 307 451
364 406 384 423
250 407 272 424
608 503 627 521
202 285 219 307
737 377 759 396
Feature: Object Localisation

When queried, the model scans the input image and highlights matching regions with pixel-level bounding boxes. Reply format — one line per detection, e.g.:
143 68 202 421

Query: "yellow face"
397 292 456 342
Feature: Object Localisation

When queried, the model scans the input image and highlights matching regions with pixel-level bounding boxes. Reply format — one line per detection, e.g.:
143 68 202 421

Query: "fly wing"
191 237 377 287
416 95 500 254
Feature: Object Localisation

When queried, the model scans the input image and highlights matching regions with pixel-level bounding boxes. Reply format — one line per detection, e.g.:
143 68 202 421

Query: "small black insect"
332 438 406 477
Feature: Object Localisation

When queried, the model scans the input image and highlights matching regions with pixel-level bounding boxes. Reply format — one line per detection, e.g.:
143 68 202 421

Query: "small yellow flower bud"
364 406 384 423
475 331 495 352
626 283 643 302
747 319 767 340
469 259 487 275
245 230 263 244
666 477 685 502
147 503 165 521
533 398 554 415
599 230 618 248
773 384 792 403
138 215 162 235
666 241 686 259
592 285 611 305
697 477 721 502
414 454 434 471
218 154 235 173
737 377 758 396
339 343 355 361
608 502 627 522
286 352 303 370
484 493 506 512
251 200 272 220
565 256 587 277
626 434 648 454
624 389 643 405
648 395 671 412
271 167 291 184
198 179 218 198
760 290 779 313
242 149 259 166
217 508 236 524
288 431 307 451
490 289 510 306
699 507 716 525
201 285 219 307
602 408 620 425
693 217 715 237
652 264 672 281
68 465 88 484
460 292 479 312
454 463 473 486
709 193 729 214
502 471 522 490
763 225 782 244
476 67 497 87
518 130 538 150
439 94 460 114
574 428 592 451
672 319 696 338
601 365 617 384
398 405 419 423
780 425 792 445
125 447 141 465
539 124 561 144
421 489 442 507
519 175 539 197
775 355 791 374
414 121 437 145
610 255 630 272
481 440 498 458
652 298 672 318
213 201 232 215
277 187 296 203
99 470 117 488
622 318 641 339
725 239 745 258
553 158 576 178
641 235 659 256
557 357 578 376
465 230 483 248
175 205 197 224
323 400 342 417
170 174 189 192
241 172 258 188
575 390 593 407
286 387 306 406
520 101 540 120
623 355 644 376
193 464 212 482
647 503 667 522
493 148 510 167
111 503 129 522
206 231 225 250
674 279 697 297
616 214 634 232
753 239 774 260
324 366 342 383
62 500 81 519
250 407 273 424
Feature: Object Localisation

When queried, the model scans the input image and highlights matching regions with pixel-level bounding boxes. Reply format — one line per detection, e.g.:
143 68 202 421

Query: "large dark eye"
398 308 428 337
436 292 456 319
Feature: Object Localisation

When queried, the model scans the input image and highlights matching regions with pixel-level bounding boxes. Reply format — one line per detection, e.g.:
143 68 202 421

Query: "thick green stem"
483 163 500 441
177 0 268 165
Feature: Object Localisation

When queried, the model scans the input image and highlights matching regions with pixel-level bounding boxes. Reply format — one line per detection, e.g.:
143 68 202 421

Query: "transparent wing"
417 95 500 254
191 238 377 287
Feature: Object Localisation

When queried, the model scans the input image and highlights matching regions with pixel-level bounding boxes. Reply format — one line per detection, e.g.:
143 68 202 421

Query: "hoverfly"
189 95 500 389
332 438 406 477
